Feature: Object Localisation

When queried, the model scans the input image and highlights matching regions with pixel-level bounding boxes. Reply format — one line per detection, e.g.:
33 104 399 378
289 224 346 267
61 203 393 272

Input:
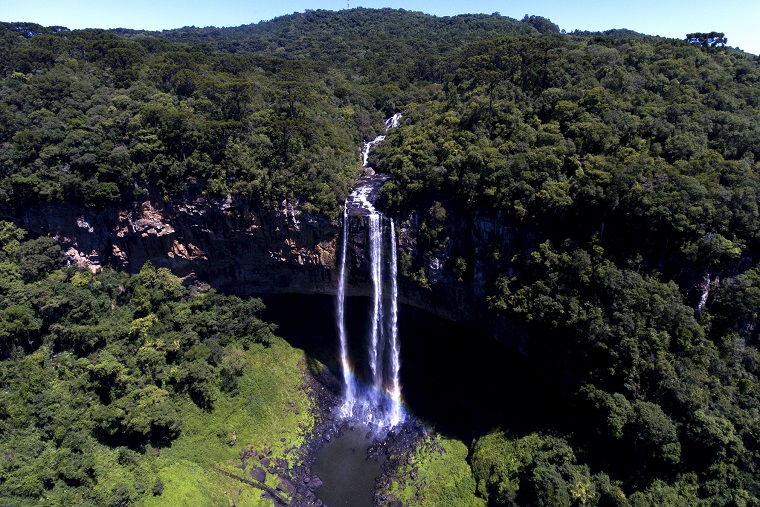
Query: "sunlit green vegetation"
2 7 760 506
383 435 485 507
0 221 315 506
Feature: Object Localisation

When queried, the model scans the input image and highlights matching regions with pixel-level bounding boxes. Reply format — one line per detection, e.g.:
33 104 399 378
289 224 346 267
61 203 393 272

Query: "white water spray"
368 213 384 389
360 113 403 167
337 204 355 417
388 219 402 426
697 272 711 314
362 137 385 167
385 112 402 130
335 114 404 429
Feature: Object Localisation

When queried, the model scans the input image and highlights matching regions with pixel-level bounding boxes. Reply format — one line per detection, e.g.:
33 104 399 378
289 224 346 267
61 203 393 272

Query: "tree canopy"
2 8 760 505
686 32 728 48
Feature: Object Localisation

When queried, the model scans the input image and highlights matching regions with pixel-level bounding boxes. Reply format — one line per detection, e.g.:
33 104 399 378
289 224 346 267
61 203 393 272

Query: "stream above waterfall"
345 171 389 216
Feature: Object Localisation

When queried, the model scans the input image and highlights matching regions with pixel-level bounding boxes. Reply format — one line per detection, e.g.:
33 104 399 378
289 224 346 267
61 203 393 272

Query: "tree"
471 432 583 506
459 38 521 129
15 236 63 280
628 401 681 471
152 477 164 496
117 385 182 445
686 32 727 48
522 15 560 35
0 221 27 256
0 303 42 357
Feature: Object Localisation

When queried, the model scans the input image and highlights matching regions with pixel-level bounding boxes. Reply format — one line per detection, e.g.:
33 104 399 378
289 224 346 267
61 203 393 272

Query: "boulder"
307 477 323 491
277 477 297 496
250 467 266 483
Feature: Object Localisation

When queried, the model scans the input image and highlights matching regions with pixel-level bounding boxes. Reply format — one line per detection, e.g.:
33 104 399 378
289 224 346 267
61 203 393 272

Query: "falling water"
697 272 711 314
388 219 402 426
385 112 402 130
362 137 385 167
360 113 403 167
337 205 355 417
368 213 384 390
335 114 404 429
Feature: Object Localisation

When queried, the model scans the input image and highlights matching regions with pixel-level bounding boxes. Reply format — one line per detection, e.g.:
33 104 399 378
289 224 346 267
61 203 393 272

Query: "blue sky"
4 0 759 55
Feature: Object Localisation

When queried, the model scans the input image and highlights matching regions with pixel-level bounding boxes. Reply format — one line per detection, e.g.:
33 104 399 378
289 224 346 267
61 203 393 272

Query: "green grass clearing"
124 337 319 507
382 435 485 507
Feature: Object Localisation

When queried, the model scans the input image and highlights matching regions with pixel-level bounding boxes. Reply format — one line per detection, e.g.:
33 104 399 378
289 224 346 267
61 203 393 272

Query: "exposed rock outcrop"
3 191 527 350
6 196 339 294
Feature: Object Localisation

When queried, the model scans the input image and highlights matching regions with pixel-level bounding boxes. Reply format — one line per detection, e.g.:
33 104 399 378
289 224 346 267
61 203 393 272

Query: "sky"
3 0 759 55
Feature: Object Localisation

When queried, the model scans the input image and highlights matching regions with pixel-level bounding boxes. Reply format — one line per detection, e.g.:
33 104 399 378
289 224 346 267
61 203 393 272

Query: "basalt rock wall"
5 196 339 294
4 195 528 351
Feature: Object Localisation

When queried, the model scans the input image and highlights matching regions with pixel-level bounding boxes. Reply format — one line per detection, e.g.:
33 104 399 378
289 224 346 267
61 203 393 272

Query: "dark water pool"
312 427 383 507
258 293 568 503
259 293 566 441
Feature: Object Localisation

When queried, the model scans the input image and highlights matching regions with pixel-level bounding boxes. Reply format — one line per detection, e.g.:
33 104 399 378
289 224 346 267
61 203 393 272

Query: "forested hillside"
0 221 322 506
0 10 542 218
373 29 760 507
2 8 760 506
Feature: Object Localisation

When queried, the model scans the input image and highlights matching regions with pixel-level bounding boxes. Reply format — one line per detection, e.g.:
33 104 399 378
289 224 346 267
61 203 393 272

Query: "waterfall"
697 272 711 314
385 112 402 130
337 205 355 417
360 112 403 167
368 213 384 390
335 114 404 429
388 219 402 426
362 136 385 167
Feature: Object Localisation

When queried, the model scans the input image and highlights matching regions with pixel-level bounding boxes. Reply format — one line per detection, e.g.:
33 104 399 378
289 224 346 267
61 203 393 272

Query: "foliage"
3 7 760 505
383 435 485 507
471 431 610 507
367 19 760 506
0 222 310 505
0 10 546 218
0 27 362 217
686 32 728 49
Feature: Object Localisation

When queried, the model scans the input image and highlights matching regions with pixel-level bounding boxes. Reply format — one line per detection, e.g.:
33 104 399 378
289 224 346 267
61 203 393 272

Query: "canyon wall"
4 195 528 350
7 196 338 294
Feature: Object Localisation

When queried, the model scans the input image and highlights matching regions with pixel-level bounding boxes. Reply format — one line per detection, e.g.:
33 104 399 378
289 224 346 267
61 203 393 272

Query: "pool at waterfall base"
312 426 385 507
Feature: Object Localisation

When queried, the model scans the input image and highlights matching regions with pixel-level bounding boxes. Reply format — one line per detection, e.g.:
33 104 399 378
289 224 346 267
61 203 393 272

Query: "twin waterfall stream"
336 113 404 430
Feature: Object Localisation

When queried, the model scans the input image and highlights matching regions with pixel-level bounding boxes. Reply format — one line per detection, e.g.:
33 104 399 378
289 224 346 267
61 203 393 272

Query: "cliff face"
11 196 339 294
8 194 530 349
392 209 531 352
13 191 713 357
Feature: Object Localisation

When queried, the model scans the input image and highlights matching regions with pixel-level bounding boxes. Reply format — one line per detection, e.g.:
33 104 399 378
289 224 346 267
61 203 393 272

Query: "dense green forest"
372 26 760 507
0 220 322 506
2 8 760 506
